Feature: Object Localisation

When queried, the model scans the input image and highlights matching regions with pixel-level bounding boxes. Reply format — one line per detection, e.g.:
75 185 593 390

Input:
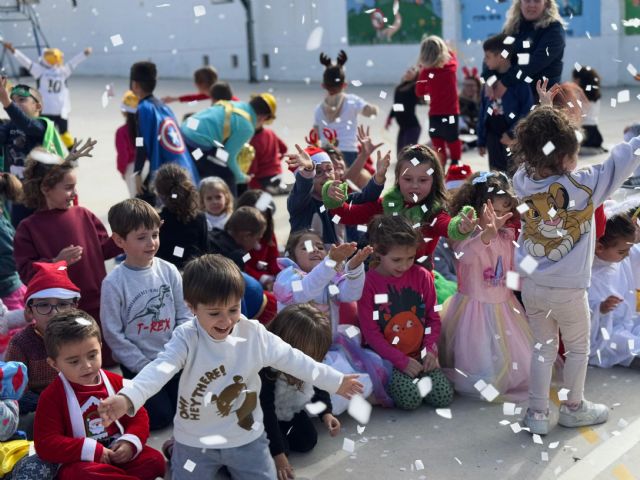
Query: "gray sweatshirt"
513 137 640 289
100 258 193 373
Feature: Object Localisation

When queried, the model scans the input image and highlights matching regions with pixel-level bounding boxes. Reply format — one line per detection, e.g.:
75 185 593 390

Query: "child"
115 90 139 198
286 143 388 248
162 66 218 105
210 81 233 103
478 34 534 173
325 144 477 267
247 100 287 193
588 210 640 368
512 106 640 435
314 50 378 166
199 176 234 231
236 190 279 289
2 42 91 148
154 163 209 270
13 150 121 365
458 67 482 140
358 215 454 410
129 61 199 198
259 304 340 480
274 230 391 413
385 67 422 154
572 66 605 153
0 173 26 309
98 254 363 480
415 36 461 167
0 361 27 441
102 198 193 430
209 206 267 271
439 172 533 401
34 310 165 479
5 260 80 414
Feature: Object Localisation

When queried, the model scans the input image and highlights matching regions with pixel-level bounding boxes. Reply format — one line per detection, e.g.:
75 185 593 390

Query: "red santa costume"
34 369 165 480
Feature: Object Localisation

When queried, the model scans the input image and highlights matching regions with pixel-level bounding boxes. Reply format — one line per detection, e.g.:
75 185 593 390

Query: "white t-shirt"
313 93 367 152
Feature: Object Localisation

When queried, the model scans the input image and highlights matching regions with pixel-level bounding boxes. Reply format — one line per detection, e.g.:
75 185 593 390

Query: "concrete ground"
18 76 640 479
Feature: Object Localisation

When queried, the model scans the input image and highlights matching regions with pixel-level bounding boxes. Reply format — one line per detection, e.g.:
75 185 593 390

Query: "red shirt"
244 233 280 283
415 51 460 116
249 127 286 180
115 124 135 176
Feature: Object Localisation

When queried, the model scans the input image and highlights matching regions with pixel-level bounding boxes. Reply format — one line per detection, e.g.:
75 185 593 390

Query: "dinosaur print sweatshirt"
100 258 193 373
119 317 343 449
513 136 640 289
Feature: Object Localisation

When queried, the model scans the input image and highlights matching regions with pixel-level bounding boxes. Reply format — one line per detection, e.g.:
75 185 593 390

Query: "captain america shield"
158 118 186 154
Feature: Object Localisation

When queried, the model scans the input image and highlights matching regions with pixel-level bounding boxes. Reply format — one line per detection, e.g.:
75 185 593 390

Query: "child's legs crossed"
222 433 277 480
388 369 422 410
423 368 454 408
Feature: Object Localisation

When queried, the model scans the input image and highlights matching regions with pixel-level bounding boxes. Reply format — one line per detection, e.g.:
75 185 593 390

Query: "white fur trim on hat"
310 151 331 165
27 287 81 304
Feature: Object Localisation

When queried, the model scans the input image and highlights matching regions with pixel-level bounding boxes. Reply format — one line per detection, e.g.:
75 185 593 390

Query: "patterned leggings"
388 368 454 410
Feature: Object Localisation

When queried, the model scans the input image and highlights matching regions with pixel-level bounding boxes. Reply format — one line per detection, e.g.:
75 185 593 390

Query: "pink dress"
439 227 532 402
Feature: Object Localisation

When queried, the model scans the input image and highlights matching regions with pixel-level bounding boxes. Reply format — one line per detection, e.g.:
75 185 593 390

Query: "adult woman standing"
486 0 566 100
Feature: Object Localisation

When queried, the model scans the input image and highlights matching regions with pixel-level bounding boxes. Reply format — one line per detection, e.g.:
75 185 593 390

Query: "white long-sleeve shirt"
119 317 343 449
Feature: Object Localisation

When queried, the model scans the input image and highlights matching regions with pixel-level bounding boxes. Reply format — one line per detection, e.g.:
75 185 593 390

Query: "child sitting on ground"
358 215 454 410
209 206 267 271
98 254 363 480
34 310 165 480
6 261 80 415
13 149 121 365
199 176 234 231
102 198 193 430
260 304 341 480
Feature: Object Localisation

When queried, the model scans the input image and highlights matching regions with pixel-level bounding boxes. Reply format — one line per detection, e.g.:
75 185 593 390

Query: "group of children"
0 28 636 480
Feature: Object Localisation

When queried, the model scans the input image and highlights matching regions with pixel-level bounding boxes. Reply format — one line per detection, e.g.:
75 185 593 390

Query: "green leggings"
388 368 454 410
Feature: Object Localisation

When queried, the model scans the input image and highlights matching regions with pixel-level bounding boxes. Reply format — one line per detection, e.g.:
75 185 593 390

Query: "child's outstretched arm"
4 42 45 79
337 245 372 303
479 200 513 245
62 47 92 78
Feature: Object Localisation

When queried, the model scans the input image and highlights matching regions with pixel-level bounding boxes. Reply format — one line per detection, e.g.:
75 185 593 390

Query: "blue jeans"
170 434 276 480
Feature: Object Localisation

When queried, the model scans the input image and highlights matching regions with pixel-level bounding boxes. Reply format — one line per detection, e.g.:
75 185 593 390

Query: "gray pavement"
19 76 640 479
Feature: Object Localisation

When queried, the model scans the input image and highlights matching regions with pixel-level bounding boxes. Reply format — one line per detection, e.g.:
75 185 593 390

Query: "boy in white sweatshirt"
98 254 363 479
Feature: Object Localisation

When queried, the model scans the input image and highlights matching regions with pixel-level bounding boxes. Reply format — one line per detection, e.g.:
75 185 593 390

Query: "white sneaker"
558 400 609 428
523 408 550 435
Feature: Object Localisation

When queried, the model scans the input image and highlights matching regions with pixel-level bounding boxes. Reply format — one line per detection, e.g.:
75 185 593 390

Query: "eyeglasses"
29 301 76 316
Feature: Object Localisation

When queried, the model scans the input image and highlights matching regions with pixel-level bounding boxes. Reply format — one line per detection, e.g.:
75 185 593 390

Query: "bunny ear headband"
603 194 640 220
462 66 479 80
305 128 339 148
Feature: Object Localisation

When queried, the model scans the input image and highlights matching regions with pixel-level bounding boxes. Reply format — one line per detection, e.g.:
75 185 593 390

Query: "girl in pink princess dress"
439 171 532 402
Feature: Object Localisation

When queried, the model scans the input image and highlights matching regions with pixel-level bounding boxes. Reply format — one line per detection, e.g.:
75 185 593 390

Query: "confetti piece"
454 457 462 465
332 214 341 224
517 53 530 65
216 149 229 163
305 26 323 51
410 157 420 166
110 34 123 47
292 280 303 292
510 422 521 433
192 148 203 161
503 35 515 45
357 425 366 434
454 368 468 377
183 459 196 472
627 63 638 77
75 317 92 326
357 224 368 232
516 203 529 214
343 438 355 453
519 255 538 275
503 402 516 416
549 441 559 449
305 401 327 415
379 90 387 99
135 137 144 147
392 103 405 112
480 384 499 402
435 408 452 419
417 377 432 397
512 362 518 370
199 435 226 446
374 294 388 304
351 80 362 87
506 271 520 290
304 240 313 252
345 325 359 338
601 327 610 341
325 258 337 268
618 90 630 103
522 40 530 48
474 379 487 391
391 336 400 345
500 49 509 59
486 75 497 87
541 451 549 462
193 5 206 17
328 285 340 296
542 141 555 156
415 460 424 470
173 246 184 258
255 192 273 212
186 117 200 130
348 395 372 424
532 434 543 445
242 253 251 263
156 361 177 374
101 91 109 109
499 419 511 426
417 256 428 263
319 205 326 213
434 304 443 312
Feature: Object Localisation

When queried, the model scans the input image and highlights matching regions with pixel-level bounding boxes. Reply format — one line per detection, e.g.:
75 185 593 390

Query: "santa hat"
24 261 81 304
305 146 331 165
445 164 473 190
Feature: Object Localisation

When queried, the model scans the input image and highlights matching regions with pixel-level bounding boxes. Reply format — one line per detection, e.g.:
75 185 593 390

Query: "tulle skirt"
439 293 533 402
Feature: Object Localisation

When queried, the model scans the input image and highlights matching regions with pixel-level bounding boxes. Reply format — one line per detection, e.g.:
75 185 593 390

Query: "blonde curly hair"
503 0 565 35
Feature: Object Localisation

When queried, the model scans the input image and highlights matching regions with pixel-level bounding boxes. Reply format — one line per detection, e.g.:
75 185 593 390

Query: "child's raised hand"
322 413 341 437
326 180 347 203
274 453 295 480
347 245 373 270
336 374 364 399
600 295 623 314
98 394 130 428
110 441 135 465
328 242 357 264
480 200 513 244
99 447 113 464
457 208 477 235
403 358 422 378
357 125 383 158
374 150 391 184
0 76 11 108
536 78 561 107
284 144 313 171
84 47 92 56
54 245 83 265
65 138 97 163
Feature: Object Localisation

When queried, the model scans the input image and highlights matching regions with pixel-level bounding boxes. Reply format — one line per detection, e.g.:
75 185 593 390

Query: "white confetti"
343 438 355 453
392 103 405 112
434 304 443 312
379 90 387 99
135 137 144 147
156 361 177 374
558 388 569 402
522 40 530 49
304 240 314 252
549 441 559 449
173 246 184 258
186 117 200 130
332 214 341 224
305 26 323 51
391 336 400 345
601 327 610 341
516 203 530 214
517 53 530 65
242 253 251 263
328 285 340 296
435 408 452 419
542 141 555 156
351 80 362 87
255 192 273 212
410 157 420 166
512 362 518 370
486 75 497 87
417 377 432 397
199 434 226 446
215 148 229 163
75 317 92 326
510 422 522 433
305 401 327 415
627 63 638 77
292 280 303 292
110 34 123 47
415 460 425 471
357 224 368 232
357 425 366 434
191 148 203 161
427 168 434 176
345 325 359 338
374 294 388 304
193 5 206 17
503 36 515 45
617 90 630 103
519 255 538 275
532 434 543 445
506 271 520 290
541 451 549 462
480 383 499 402
183 459 196 472
348 395 372 424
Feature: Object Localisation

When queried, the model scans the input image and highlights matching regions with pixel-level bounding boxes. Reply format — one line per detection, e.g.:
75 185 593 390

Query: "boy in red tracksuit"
248 126 287 194
34 310 165 480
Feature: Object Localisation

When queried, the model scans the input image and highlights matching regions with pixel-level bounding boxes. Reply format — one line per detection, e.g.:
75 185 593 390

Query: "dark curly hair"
154 163 200 224
511 106 579 178
572 66 601 102
320 50 348 91
22 149 74 210
448 171 517 217
599 213 636 248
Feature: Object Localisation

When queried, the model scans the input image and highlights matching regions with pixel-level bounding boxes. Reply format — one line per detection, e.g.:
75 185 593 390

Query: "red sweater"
115 125 135 176
248 127 286 181
330 199 452 259
14 207 121 312
244 233 280 283
415 51 460 116
35 370 150 464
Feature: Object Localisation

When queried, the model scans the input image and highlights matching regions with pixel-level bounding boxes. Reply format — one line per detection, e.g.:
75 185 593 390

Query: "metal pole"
240 0 258 83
